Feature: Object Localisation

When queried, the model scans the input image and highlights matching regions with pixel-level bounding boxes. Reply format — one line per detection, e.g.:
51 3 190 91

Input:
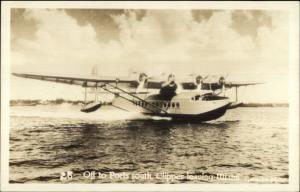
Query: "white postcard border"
1 1 299 192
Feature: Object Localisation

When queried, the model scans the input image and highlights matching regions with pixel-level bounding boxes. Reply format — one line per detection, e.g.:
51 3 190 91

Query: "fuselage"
112 91 230 122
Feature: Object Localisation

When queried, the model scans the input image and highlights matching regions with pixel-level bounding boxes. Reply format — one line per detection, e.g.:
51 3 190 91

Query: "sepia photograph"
1 1 299 192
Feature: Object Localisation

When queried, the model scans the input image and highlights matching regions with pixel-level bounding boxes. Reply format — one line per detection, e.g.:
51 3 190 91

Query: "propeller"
193 75 209 90
160 74 178 99
195 75 203 85
136 73 148 93
167 74 176 86
161 74 176 87
187 74 207 85
138 73 148 83
218 74 229 86
219 76 226 86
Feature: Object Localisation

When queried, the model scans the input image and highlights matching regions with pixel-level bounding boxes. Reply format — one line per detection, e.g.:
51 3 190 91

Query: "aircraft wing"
12 72 263 90
12 72 137 88
12 72 171 90
180 81 263 90
225 81 264 88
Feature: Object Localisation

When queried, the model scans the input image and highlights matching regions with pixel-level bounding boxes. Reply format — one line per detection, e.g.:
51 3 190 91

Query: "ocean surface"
9 105 289 184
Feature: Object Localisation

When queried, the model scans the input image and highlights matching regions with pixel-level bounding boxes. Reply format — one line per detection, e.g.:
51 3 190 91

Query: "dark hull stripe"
80 103 102 113
144 103 230 122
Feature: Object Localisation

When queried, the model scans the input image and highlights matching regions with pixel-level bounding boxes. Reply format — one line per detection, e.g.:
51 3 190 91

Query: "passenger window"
172 103 175 108
176 103 180 108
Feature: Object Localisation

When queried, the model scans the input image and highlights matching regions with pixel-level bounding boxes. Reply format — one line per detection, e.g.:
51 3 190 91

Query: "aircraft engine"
195 75 203 85
218 76 226 86
159 74 177 99
138 73 148 83
135 73 148 92
167 74 176 86
194 75 203 91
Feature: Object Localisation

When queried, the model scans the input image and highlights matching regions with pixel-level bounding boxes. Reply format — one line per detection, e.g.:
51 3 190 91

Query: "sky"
10 9 289 103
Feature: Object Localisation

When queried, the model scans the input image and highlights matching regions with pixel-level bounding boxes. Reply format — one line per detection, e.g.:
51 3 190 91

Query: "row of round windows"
134 101 180 108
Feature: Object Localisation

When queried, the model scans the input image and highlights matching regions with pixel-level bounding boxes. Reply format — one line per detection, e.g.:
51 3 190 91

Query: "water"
9 105 288 184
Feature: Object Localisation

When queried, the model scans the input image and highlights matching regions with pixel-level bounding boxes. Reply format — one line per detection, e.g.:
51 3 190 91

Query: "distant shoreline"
9 99 289 108
239 103 288 108
10 99 112 107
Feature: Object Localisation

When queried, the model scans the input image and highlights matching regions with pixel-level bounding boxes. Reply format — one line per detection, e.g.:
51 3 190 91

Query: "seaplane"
12 70 262 122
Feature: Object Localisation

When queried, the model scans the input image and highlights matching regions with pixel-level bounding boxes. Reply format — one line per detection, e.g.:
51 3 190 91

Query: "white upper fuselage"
112 91 230 117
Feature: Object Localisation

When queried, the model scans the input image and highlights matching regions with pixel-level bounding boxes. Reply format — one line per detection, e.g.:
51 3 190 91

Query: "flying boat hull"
149 103 230 122
112 92 231 122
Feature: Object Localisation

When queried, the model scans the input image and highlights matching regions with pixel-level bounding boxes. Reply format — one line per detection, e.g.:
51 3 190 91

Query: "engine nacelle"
135 73 148 92
138 73 148 83
167 74 176 86
195 75 203 85
192 75 204 91
219 76 226 86
160 74 177 99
